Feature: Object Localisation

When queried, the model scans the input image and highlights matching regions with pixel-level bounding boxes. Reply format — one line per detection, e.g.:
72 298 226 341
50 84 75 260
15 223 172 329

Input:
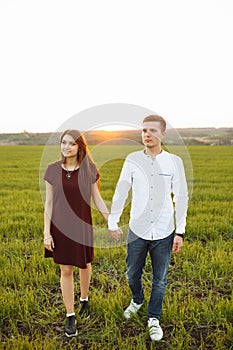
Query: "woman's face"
61 134 79 159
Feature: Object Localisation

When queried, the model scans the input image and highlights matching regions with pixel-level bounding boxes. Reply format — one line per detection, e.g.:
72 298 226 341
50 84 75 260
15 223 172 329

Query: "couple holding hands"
43 115 188 341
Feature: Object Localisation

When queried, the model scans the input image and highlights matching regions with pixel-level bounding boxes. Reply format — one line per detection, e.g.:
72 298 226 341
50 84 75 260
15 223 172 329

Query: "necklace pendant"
63 162 78 179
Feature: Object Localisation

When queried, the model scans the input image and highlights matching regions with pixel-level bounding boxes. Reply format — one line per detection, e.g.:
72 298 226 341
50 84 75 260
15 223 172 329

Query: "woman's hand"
44 236 55 251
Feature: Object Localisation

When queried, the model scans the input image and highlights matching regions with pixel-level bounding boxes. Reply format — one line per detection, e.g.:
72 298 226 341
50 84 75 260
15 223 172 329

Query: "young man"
108 115 189 341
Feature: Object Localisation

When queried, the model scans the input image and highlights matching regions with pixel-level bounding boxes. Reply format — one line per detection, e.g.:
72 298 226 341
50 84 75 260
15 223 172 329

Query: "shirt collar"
143 148 163 159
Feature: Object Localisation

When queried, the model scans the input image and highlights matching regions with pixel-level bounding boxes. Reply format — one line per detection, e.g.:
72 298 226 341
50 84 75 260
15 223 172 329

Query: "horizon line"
1 125 233 134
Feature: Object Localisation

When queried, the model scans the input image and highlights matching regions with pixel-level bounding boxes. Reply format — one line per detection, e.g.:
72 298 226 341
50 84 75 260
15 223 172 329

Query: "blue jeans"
126 229 174 319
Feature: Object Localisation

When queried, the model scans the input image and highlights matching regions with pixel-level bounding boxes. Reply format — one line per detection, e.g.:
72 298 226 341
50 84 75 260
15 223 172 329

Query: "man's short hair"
142 115 166 132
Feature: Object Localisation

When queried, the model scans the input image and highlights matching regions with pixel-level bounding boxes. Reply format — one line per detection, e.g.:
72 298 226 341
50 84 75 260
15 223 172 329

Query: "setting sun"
94 124 138 132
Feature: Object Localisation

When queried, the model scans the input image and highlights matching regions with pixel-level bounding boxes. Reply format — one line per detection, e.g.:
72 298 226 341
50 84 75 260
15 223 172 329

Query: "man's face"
141 121 166 147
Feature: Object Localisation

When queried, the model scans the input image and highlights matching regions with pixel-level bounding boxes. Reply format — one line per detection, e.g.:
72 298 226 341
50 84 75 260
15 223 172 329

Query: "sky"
0 0 233 133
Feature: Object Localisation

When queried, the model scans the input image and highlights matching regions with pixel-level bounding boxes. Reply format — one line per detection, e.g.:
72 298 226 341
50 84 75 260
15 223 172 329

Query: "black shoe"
65 315 78 337
79 300 90 319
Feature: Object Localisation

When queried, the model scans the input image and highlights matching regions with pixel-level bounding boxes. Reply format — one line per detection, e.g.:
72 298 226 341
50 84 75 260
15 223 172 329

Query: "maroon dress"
44 161 99 268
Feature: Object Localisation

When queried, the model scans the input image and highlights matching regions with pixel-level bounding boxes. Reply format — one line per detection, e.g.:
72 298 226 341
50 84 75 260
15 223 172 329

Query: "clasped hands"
108 228 123 241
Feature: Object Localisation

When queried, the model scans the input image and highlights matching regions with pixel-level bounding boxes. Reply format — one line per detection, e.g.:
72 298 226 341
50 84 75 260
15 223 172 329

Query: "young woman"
43 129 109 337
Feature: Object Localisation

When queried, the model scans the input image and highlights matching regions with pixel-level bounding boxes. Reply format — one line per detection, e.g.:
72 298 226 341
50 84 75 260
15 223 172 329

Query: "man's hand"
108 228 123 241
172 235 183 254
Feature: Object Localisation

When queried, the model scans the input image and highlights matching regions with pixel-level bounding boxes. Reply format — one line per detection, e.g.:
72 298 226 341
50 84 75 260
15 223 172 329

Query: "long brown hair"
60 129 99 195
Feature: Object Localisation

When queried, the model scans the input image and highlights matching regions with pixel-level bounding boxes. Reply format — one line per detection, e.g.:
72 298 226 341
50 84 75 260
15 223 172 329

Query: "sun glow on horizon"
94 124 139 132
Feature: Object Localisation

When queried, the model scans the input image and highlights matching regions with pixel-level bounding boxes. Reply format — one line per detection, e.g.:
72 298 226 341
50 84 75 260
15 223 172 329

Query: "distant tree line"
0 128 233 145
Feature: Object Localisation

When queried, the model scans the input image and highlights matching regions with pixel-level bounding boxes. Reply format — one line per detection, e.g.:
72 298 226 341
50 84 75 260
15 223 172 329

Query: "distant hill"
0 128 233 145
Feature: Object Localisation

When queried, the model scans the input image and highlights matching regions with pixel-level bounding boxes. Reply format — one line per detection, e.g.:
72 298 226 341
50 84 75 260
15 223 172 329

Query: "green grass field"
0 145 232 349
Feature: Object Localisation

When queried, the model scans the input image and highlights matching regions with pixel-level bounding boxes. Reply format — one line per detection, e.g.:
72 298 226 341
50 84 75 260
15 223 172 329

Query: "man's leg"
126 229 148 305
148 232 174 319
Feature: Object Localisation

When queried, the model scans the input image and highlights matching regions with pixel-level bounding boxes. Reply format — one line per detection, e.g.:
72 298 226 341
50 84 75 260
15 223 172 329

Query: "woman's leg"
79 263 92 299
60 264 74 314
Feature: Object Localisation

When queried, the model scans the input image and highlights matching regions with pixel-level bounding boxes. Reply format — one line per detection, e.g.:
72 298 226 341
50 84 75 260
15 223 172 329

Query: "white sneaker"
123 299 143 319
148 318 163 341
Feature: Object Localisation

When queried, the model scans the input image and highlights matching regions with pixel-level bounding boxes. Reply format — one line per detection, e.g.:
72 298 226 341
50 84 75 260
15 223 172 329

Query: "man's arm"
108 158 132 240
172 156 189 248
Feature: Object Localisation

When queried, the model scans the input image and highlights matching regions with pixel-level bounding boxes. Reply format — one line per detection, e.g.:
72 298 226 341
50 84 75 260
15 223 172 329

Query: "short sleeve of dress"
90 162 100 184
44 164 55 185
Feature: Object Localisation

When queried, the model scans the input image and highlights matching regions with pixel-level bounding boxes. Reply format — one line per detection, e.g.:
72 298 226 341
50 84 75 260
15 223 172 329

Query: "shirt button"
150 186 153 189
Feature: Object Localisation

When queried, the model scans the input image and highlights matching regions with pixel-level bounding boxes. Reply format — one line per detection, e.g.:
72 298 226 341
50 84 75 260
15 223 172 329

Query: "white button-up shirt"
108 150 189 240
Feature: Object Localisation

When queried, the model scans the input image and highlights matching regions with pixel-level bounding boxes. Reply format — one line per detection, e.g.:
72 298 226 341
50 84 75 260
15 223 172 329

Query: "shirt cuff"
108 215 119 231
175 233 184 239
108 224 119 231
